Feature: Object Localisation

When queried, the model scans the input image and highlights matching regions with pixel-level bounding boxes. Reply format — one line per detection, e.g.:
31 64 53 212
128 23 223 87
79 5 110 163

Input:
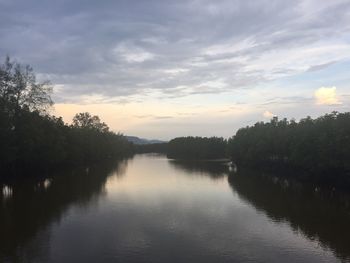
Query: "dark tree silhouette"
135 143 168 154
0 56 52 115
0 57 134 175
228 112 350 188
167 136 227 160
72 112 109 132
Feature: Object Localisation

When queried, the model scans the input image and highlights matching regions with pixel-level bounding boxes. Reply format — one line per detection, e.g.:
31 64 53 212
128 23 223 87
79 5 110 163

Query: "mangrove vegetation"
1 57 350 189
167 136 227 160
227 113 350 187
0 57 133 175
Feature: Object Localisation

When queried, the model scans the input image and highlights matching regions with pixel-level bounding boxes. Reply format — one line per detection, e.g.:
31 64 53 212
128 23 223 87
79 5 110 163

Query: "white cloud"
124 51 154 63
163 68 190 75
202 38 257 56
263 110 275 119
113 44 155 63
314 86 342 105
243 42 350 79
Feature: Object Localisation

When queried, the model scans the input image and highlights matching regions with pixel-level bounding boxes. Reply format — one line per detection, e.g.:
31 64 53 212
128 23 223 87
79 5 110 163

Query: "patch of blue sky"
279 60 350 92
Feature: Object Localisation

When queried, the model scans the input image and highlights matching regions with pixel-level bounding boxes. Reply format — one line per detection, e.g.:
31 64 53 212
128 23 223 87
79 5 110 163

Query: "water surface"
1 154 349 262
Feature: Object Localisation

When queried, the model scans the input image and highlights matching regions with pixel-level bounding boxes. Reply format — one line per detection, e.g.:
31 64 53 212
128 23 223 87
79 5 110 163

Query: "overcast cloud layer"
1 0 350 138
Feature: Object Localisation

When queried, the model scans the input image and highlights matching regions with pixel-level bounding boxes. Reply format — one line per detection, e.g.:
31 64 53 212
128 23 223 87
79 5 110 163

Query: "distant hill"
126 136 166 145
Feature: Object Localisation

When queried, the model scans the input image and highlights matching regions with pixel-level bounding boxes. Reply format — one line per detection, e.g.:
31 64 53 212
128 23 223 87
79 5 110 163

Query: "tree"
72 112 109 132
167 136 227 160
227 112 350 188
0 56 53 114
0 57 134 174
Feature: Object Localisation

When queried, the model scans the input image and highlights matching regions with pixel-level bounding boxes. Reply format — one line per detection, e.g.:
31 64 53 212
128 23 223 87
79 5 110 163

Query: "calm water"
1 154 350 263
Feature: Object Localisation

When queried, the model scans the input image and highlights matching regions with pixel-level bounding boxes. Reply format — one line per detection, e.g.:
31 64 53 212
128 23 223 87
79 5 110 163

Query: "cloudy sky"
1 0 350 139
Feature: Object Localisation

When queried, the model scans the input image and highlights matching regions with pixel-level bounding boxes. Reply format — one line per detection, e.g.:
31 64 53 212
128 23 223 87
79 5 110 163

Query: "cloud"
307 61 337 72
1 0 350 102
263 111 276 119
314 86 342 105
113 43 155 63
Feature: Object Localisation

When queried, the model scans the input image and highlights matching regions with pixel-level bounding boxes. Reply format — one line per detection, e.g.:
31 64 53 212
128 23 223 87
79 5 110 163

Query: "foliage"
167 136 227 160
0 56 52 115
0 57 134 175
72 112 109 132
135 143 168 154
228 113 350 185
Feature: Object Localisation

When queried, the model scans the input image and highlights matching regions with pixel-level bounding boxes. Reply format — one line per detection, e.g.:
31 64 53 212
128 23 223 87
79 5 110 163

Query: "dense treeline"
2 57 350 187
0 57 133 175
228 113 350 186
167 136 227 160
135 143 168 154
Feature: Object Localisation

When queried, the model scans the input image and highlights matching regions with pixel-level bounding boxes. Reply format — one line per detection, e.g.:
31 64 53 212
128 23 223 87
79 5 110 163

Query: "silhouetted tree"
228 112 350 187
72 112 109 133
0 57 134 175
135 143 168 154
167 136 227 160
0 56 52 115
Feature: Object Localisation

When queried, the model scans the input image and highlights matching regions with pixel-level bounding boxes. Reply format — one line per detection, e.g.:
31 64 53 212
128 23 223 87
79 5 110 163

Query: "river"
1 154 349 262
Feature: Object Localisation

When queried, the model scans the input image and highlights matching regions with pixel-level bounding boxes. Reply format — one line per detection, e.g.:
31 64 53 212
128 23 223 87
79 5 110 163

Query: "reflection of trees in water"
228 169 350 262
0 159 129 262
169 160 229 179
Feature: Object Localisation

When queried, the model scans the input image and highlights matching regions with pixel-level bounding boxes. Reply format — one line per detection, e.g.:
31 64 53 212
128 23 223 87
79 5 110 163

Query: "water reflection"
228 169 350 262
35 178 52 191
1 185 13 199
0 159 128 262
0 155 349 263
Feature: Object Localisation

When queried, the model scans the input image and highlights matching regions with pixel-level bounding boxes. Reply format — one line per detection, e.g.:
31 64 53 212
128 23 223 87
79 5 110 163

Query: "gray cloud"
1 0 350 102
307 61 338 72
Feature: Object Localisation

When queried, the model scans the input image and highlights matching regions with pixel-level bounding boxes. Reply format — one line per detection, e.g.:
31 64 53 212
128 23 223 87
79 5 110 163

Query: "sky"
1 0 350 140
